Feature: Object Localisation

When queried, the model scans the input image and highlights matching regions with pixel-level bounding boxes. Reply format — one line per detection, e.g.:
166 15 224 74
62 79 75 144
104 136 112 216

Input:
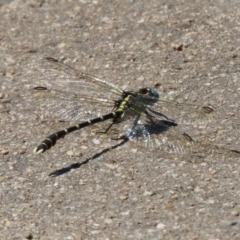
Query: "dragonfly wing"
123 114 197 154
151 97 214 125
20 58 123 121
24 87 116 121
37 58 123 100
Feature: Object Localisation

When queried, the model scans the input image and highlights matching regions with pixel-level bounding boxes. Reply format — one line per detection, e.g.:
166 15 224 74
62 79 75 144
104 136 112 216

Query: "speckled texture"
0 0 240 239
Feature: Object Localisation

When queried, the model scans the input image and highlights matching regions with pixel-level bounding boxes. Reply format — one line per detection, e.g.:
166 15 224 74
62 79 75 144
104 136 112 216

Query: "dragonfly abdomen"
34 112 118 154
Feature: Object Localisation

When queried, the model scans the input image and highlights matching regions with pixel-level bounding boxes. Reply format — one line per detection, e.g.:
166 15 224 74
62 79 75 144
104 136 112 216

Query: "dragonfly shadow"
49 119 177 177
49 138 129 177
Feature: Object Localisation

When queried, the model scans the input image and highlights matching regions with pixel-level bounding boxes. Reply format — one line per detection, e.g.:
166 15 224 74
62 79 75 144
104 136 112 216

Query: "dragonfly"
32 57 216 156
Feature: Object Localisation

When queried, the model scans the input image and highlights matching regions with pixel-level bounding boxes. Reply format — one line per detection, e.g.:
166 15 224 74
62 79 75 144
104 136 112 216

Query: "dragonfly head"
138 88 159 103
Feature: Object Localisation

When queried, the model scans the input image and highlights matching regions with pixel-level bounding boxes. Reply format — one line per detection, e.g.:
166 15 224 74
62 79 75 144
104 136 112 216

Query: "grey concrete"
0 0 240 239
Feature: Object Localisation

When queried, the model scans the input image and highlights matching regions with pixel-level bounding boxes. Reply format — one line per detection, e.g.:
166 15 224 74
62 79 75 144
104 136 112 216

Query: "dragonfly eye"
138 88 159 98
149 89 159 99
138 88 149 95
138 88 159 101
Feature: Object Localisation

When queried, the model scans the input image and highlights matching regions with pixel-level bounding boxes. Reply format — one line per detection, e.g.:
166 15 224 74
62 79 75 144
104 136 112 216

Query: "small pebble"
231 210 239 216
172 43 183 51
119 195 128 200
143 191 155 196
92 138 100 144
156 223 165 229
24 232 33 240
66 150 74 156
57 42 67 49
1 149 9 155
104 218 113 224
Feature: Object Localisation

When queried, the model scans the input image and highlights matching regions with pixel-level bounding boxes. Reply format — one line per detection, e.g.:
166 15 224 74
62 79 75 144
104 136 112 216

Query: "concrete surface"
0 0 240 239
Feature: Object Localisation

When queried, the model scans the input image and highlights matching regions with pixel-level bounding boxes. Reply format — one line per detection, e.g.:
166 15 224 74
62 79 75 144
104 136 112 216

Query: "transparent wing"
26 87 116 121
120 108 196 154
125 116 196 154
24 58 124 121
150 98 214 125
38 58 123 99
122 111 238 158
